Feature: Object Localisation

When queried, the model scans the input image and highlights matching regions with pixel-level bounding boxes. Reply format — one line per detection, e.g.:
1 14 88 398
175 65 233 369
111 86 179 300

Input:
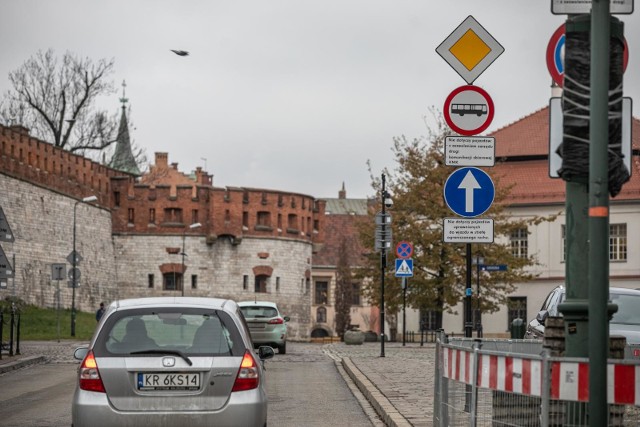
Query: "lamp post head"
82 195 98 203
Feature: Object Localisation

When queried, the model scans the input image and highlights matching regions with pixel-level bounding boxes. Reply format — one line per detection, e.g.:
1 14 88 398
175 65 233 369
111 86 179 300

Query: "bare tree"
0 49 119 156
334 237 354 339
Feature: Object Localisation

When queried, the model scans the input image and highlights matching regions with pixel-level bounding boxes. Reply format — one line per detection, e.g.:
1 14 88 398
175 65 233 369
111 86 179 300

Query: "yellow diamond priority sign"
436 15 504 84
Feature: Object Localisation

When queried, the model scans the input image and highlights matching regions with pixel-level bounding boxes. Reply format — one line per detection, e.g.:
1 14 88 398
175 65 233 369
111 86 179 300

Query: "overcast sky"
1 1 639 199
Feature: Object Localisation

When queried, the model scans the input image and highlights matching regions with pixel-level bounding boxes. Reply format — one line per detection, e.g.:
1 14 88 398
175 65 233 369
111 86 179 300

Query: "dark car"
525 286 640 345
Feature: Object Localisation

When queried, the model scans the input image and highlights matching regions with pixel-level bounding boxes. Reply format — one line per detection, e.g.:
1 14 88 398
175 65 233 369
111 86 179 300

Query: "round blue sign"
443 167 494 218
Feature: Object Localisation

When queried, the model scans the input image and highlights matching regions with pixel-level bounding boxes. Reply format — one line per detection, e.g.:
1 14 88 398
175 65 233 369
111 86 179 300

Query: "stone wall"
0 173 117 311
113 234 313 340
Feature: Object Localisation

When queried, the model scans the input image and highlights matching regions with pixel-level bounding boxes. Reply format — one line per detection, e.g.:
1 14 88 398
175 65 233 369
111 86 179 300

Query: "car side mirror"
257 345 275 360
535 310 549 324
73 346 89 361
283 316 290 322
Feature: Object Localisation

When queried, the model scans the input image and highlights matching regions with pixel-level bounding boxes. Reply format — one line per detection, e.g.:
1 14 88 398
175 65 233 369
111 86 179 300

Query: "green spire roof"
109 81 141 176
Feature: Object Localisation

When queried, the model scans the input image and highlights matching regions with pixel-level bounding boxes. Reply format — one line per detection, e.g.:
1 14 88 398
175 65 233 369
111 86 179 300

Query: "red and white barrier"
441 346 640 405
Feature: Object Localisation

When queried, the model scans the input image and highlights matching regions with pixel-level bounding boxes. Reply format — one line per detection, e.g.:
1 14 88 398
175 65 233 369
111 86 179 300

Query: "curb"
341 357 412 427
0 355 46 374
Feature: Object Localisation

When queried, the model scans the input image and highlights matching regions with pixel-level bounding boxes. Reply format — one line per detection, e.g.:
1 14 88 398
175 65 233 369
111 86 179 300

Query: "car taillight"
268 318 284 324
232 350 260 392
79 350 106 393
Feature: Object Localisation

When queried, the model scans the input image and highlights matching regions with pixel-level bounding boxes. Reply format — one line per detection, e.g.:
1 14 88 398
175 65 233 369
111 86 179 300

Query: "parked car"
72 297 274 427
525 286 640 345
238 301 289 354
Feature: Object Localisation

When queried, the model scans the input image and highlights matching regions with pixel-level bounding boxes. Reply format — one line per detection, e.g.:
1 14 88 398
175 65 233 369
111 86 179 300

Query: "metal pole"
380 173 386 357
181 230 186 297
465 244 472 338
589 1 612 424
71 201 78 337
476 255 480 336
402 277 406 346
56 281 61 343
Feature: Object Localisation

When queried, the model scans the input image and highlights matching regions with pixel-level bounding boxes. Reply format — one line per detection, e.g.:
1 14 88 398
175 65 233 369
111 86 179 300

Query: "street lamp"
181 222 202 296
71 195 98 337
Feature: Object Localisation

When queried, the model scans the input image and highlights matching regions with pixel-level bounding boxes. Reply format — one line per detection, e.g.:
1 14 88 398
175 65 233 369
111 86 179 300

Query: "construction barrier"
433 332 640 426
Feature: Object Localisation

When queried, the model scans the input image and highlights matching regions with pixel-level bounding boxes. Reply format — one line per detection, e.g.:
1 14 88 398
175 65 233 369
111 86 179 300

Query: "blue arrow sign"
480 264 508 272
395 259 413 277
444 167 495 218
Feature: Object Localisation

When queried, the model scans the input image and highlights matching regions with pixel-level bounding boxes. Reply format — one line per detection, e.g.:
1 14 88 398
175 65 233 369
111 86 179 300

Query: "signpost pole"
380 173 387 358
402 277 407 347
465 244 473 338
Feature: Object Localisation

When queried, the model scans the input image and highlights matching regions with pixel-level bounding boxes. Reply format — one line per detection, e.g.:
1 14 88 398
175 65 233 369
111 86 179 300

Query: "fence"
433 332 640 426
0 308 21 360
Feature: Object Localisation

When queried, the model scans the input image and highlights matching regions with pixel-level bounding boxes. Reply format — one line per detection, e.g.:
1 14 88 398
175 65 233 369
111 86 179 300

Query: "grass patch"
1 305 97 341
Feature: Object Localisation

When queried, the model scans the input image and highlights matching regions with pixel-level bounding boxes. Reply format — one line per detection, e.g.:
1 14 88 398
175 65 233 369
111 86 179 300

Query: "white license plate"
137 372 200 391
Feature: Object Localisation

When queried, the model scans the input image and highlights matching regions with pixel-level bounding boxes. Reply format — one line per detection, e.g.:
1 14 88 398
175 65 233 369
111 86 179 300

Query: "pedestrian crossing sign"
395 259 413 277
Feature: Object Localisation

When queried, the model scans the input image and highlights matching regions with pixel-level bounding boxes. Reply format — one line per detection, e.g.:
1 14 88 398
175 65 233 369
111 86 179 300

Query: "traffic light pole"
589 2 613 424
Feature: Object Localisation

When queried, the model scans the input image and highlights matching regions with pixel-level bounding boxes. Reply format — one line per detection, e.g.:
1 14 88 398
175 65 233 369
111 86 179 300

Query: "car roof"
553 286 640 296
237 301 278 308
109 297 238 312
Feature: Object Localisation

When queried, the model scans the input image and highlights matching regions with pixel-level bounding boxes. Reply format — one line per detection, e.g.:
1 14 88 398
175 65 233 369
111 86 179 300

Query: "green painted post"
589 1 613 424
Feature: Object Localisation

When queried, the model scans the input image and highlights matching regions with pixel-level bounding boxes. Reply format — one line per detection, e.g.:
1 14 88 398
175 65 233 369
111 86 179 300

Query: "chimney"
155 152 169 168
338 182 346 199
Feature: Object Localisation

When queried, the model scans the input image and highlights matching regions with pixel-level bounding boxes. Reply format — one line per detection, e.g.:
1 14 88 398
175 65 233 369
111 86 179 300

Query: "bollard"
510 318 525 339
0 311 3 360
15 312 20 355
9 308 14 357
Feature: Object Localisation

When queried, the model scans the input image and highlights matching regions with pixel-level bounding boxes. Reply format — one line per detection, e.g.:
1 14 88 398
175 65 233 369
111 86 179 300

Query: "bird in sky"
170 50 189 56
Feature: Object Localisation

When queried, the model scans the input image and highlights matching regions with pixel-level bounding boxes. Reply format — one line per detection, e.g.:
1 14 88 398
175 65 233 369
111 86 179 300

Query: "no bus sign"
443 85 495 136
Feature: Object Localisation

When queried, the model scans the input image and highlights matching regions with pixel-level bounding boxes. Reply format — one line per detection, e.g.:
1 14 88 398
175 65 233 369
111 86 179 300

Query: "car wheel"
278 343 286 354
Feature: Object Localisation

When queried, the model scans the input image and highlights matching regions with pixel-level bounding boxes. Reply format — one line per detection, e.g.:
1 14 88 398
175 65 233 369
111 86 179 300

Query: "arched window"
316 307 327 323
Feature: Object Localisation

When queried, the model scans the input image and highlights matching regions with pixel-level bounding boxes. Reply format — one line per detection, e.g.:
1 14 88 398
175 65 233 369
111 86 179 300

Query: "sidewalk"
0 340 86 374
325 341 437 427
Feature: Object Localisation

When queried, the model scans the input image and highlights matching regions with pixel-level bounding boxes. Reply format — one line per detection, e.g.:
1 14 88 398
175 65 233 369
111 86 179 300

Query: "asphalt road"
0 342 380 427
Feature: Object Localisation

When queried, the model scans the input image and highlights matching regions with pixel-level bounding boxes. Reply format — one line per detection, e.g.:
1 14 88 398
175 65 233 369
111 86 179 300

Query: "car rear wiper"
129 349 193 366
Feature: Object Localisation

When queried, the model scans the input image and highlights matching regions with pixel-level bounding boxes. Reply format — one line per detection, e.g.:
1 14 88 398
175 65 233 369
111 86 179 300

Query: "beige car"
238 301 289 354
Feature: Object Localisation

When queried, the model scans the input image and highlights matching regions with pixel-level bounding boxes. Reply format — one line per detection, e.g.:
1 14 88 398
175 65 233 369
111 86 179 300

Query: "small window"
164 208 183 223
257 211 271 228
609 223 627 261
148 274 154 288
288 214 298 230
192 209 199 224
191 275 198 289
242 211 249 228
510 228 528 258
243 275 248 290
128 208 135 224
225 209 231 222
149 208 156 224
352 283 361 305
315 281 328 305
114 191 121 207
276 277 280 292
317 307 327 323
163 273 181 291
255 275 268 293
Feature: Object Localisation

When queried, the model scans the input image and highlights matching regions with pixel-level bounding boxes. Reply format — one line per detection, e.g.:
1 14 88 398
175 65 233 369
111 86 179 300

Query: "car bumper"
72 388 267 427
250 331 286 346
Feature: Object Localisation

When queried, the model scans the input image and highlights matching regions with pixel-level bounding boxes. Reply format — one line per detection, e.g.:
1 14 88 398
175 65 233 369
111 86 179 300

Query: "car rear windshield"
240 306 278 319
93 307 245 357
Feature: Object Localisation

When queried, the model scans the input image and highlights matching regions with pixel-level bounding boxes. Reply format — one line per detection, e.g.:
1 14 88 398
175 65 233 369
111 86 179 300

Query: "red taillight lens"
268 318 284 325
232 350 259 392
79 350 106 393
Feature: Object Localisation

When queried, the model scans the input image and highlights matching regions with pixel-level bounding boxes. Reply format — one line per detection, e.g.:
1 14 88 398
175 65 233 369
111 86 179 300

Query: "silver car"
238 301 289 354
72 297 274 427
